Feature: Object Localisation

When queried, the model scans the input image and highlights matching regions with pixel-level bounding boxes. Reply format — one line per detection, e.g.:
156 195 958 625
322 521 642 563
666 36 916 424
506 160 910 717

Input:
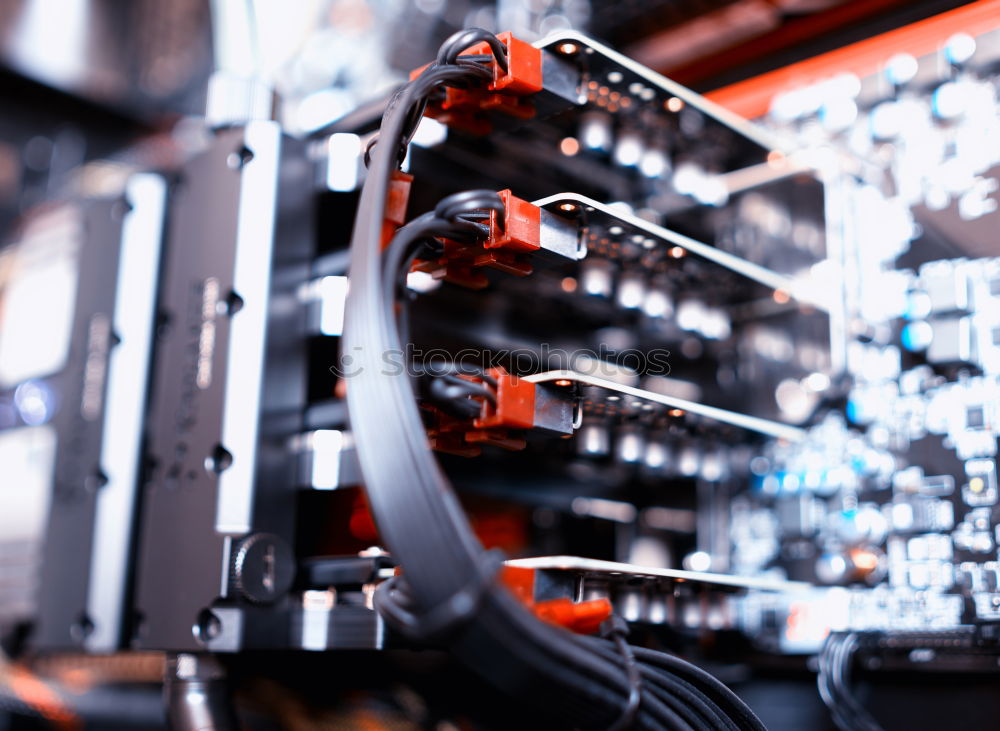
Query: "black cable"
380 212 439 315
363 59 495 168
380 188 503 311
584 634 746 731
347 73 658 728
819 634 856 730
631 646 765 731
434 373 497 403
411 360 497 387
364 57 692 722
436 28 509 72
434 188 505 234
837 634 882 731
603 617 642 731
420 373 497 419
818 633 883 731
379 188 505 399
642 668 736 731
373 551 504 640
342 29 764 730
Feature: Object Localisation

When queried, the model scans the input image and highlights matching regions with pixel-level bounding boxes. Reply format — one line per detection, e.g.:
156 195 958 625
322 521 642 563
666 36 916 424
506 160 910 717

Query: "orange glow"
785 601 830 644
559 137 580 156
708 0 1000 119
8 667 81 731
850 549 880 572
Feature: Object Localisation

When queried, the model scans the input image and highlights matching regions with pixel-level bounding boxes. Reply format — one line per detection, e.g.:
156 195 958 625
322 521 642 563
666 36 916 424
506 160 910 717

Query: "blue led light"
13 380 56 426
901 321 933 351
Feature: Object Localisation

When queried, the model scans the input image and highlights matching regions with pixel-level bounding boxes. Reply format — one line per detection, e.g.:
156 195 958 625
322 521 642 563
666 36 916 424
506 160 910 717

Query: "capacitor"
699 449 727 482
580 258 614 298
814 547 883 585
578 111 612 152
615 270 645 309
815 551 850 584
820 97 858 132
884 53 918 87
615 426 645 464
640 146 669 179
944 33 976 66
902 320 934 352
642 276 673 319
643 437 672 474
833 504 889 545
932 81 969 120
677 443 700 478
676 299 707 332
869 101 903 140
613 128 643 168
699 307 731 340
577 420 610 457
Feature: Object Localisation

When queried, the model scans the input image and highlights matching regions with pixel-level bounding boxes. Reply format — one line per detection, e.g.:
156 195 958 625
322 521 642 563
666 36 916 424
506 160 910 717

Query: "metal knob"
230 533 294 604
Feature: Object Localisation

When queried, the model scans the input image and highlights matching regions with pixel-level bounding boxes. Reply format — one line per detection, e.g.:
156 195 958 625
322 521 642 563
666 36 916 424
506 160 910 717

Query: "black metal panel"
133 124 313 651
33 198 125 647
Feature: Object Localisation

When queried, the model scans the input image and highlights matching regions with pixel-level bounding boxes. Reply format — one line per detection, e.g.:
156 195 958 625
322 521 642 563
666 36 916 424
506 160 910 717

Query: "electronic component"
5 6 1000 731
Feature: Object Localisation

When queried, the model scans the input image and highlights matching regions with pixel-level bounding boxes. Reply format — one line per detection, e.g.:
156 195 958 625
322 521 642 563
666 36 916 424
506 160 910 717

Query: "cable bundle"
384 189 504 416
818 633 883 731
342 27 766 729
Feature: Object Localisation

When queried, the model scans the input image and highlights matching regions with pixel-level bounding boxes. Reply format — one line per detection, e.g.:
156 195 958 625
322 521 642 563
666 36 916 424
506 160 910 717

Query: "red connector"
410 32 544 134
487 189 541 253
413 189 541 289
474 369 535 430
425 367 541 456
501 565 612 634
381 170 413 250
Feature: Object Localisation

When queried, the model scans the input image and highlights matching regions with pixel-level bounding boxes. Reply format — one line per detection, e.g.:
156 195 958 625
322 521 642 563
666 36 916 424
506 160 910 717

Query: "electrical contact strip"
532 192 829 312
525 371 808 441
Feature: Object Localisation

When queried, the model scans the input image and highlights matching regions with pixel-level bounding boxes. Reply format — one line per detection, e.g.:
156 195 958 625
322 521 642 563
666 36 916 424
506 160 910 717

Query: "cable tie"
374 550 505 642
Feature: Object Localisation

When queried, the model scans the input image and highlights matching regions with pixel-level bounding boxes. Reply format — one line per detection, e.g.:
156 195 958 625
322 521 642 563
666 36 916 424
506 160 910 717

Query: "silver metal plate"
525 370 807 441
508 555 812 593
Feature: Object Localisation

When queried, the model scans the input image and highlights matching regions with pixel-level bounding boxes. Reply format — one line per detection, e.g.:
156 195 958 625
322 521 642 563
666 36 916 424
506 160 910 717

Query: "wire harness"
342 26 767 729
818 633 884 731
